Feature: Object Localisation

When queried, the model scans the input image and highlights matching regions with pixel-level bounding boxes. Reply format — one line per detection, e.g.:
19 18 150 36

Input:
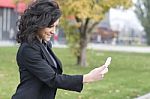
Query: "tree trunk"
77 18 90 67
77 40 87 66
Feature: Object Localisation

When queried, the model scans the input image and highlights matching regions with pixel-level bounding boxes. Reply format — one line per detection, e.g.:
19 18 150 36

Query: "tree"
57 0 132 67
135 0 150 45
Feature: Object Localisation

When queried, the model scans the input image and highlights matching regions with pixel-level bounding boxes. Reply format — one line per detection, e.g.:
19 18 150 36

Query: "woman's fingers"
101 68 108 74
99 65 107 72
84 65 109 83
98 65 108 74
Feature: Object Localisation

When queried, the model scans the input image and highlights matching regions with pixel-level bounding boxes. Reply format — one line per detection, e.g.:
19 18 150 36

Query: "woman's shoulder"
16 42 41 58
20 42 41 51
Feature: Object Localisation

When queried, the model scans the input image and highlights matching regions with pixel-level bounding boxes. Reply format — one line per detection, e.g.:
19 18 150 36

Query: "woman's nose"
52 27 56 34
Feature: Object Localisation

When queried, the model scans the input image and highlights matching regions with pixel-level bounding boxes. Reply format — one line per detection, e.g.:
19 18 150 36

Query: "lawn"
0 46 150 99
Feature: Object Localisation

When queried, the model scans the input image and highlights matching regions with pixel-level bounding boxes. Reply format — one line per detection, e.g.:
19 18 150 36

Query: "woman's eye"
48 24 54 27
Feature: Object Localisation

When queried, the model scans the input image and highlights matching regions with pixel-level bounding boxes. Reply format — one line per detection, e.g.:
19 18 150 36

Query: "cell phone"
104 57 112 67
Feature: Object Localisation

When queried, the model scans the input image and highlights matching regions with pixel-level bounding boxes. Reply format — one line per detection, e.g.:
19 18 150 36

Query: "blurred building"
95 8 146 45
0 0 28 42
0 0 17 41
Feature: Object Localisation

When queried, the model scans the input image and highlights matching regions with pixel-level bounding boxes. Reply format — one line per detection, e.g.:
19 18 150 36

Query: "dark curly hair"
16 0 61 43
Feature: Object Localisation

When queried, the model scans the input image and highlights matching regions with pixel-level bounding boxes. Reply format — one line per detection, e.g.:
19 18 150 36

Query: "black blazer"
12 40 83 99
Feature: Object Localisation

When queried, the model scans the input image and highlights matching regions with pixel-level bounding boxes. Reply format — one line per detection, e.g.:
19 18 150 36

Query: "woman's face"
38 19 59 42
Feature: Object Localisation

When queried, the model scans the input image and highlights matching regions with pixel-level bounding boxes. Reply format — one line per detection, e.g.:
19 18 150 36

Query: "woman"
12 0 108 99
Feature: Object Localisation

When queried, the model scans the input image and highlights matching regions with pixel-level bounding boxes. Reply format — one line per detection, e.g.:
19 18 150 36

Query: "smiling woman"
16 0 61 44
11 0 109 99
37 19 59 42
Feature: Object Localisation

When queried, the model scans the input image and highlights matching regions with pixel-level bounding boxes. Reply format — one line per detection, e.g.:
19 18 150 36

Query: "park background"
0 0 150 99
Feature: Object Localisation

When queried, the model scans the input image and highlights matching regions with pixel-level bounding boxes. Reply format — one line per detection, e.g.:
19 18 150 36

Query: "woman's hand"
83 65 108 83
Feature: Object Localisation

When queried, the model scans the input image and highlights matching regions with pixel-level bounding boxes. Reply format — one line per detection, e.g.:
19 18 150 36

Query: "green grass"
0 46 150 99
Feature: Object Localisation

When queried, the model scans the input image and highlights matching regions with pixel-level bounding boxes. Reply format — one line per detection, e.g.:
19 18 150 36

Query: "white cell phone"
104 57 112 67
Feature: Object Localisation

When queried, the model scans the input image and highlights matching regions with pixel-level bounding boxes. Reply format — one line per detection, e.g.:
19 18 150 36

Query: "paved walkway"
87 43 150 53
53 43 150 53
0 41 16 47
1 42 150 53
135 93 150 99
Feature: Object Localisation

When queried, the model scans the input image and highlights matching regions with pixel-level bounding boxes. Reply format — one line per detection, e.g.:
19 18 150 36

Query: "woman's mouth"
50 32 54 35
47 32 54 36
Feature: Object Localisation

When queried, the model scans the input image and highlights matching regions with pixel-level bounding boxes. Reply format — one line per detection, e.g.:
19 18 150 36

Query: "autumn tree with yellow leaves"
57 0 132 67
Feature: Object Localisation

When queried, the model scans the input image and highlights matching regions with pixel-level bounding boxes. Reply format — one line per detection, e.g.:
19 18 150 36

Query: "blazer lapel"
39 43 57 69
47 46 62 71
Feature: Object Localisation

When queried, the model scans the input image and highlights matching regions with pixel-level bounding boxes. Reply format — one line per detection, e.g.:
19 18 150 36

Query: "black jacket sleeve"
21 44 83 92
